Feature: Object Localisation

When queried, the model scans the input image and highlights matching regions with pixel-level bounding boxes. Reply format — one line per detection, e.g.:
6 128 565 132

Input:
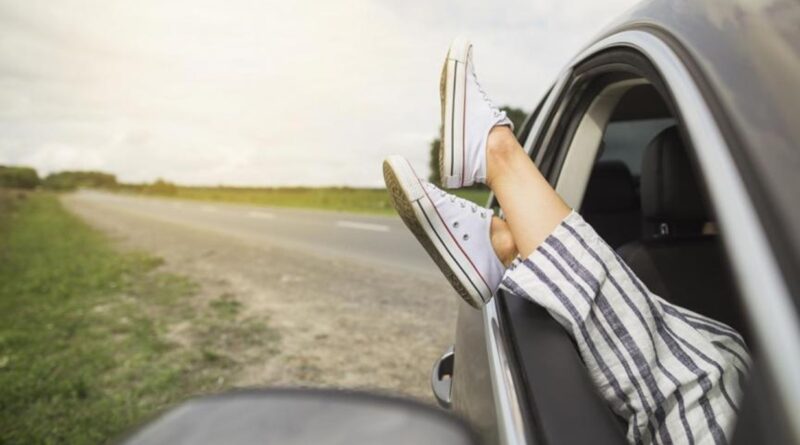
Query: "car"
114 388 480 444
429 0 800 444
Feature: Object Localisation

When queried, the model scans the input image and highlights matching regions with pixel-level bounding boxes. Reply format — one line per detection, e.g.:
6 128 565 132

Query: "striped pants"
501 211 749 445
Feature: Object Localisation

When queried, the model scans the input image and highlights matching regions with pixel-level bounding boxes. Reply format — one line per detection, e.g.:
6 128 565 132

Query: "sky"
0 0 638 187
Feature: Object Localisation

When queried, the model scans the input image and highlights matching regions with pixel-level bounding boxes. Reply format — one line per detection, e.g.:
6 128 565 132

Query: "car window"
599 118 675 177
506 42 790 445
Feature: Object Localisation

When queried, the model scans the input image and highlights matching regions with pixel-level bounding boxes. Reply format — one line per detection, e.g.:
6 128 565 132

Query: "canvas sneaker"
383 155 505 307
440 37 513 189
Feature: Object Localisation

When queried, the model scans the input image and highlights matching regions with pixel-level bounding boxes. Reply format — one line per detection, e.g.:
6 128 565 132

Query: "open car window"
495 44 790 444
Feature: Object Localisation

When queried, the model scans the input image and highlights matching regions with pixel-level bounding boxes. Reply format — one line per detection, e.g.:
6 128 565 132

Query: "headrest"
641 127 707 222
581 161 637 213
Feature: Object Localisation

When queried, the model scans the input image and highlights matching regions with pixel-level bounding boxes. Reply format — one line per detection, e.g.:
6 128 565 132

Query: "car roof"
599 0 800 300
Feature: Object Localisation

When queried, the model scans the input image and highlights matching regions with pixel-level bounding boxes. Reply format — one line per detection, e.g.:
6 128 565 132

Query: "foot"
383 155 505 308
440 37 512 189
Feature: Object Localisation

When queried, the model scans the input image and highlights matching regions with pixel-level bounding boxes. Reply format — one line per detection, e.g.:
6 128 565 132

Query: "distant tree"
428 135 443 185
428 106 528 184
501 106 527 132
43 171 118 191
0 165 40 189
143 179 178 196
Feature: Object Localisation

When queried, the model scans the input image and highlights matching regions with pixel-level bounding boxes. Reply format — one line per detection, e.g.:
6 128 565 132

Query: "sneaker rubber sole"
439 37 471 189
383 155 492 308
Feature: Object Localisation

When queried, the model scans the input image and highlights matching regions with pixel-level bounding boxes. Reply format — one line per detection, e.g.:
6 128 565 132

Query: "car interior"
581 84 748 336
494 80 772 444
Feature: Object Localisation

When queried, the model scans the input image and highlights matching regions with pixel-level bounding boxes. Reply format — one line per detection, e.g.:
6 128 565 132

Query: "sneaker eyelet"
462 234 470 241
453 221 460 229
460 202 466 208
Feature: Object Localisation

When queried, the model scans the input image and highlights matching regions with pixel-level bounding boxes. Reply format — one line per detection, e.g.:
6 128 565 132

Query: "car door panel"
498 292 627 444
451 298 499 445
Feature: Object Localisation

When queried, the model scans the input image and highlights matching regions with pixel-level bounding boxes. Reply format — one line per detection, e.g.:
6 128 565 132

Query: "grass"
0 190 276 445
124 185 492 215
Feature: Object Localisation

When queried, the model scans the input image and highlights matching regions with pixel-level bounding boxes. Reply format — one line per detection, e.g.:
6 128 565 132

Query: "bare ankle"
486 126 519 187
490 217 518 267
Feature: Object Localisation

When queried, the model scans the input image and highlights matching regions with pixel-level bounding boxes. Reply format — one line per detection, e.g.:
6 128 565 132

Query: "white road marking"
247 210 275 219
201 205 217 212
336 220 390 232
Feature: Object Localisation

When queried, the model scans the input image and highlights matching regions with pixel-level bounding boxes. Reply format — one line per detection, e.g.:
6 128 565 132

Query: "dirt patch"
62 195 458 402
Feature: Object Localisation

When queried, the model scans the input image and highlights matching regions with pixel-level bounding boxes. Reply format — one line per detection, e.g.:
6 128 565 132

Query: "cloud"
0 0 637 186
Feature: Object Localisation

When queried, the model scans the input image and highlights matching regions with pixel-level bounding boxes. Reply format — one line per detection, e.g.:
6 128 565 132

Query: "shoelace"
469 60 501 118
425 183 488 219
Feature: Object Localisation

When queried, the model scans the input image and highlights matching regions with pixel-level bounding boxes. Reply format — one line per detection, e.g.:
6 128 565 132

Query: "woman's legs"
485 126 571 258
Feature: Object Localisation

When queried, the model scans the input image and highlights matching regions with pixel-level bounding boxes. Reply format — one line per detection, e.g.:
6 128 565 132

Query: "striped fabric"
500 211 749 445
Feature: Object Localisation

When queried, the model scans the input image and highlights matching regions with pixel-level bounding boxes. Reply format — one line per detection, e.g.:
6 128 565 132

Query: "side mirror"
116 388 478 445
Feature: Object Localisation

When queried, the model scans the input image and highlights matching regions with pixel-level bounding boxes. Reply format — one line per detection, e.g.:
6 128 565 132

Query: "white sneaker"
440 37 512 189
383 155 505 307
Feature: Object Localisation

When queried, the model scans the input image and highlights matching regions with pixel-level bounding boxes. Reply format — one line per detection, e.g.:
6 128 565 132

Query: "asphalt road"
68 190 437 275
62 190 459 400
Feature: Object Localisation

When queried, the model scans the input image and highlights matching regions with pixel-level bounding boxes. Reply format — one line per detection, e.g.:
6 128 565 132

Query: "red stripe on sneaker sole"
409 162 491 296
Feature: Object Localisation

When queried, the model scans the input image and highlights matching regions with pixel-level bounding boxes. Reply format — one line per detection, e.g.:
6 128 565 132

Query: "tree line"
0 167 119 191
2 106 527 193
0 166 180 195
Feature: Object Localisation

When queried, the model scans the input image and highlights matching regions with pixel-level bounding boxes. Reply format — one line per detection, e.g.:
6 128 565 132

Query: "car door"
458 27 798 445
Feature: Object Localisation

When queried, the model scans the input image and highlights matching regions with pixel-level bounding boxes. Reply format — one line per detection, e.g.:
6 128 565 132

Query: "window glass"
600 118 675 176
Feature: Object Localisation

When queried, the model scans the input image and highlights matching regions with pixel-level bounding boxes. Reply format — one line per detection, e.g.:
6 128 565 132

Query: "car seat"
581 160 642 249
617 126 747 335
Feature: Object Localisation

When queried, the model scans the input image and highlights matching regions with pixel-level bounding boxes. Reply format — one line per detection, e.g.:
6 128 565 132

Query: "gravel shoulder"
62 194 458 402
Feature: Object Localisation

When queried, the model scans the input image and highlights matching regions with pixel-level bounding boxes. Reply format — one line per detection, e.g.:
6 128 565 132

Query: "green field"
0 191 276 444
126 185 492 214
